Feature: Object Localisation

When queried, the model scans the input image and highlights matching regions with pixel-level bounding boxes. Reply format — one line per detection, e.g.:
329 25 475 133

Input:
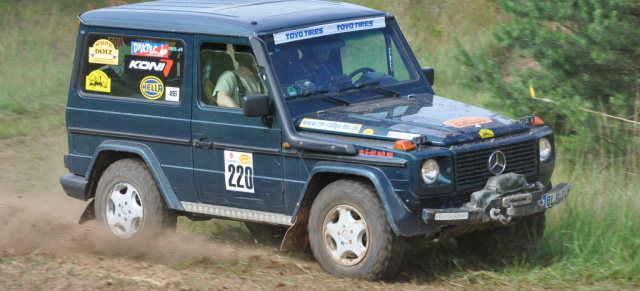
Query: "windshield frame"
263 17 424 118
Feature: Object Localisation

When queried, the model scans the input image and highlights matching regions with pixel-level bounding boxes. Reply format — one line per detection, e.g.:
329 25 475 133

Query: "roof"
79 0 387 37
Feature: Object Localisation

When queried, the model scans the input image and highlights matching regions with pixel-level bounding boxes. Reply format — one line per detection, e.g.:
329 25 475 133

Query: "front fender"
292 162 439 237
87 140 184 211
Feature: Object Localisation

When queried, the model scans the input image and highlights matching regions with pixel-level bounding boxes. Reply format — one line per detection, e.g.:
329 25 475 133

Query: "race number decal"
224 151 254 193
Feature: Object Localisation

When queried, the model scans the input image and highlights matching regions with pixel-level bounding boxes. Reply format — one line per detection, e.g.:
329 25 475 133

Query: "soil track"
0 127 454 290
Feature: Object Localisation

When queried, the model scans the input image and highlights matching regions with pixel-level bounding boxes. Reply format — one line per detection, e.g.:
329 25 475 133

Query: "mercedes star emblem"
488 151 507 175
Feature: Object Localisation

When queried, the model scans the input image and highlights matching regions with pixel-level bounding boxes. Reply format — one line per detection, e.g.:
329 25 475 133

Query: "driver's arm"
215 91 240 108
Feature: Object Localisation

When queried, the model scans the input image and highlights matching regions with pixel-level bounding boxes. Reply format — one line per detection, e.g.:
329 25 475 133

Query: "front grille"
454 139 537 192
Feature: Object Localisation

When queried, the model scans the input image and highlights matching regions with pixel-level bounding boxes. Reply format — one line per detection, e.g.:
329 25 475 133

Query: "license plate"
542 183 570 208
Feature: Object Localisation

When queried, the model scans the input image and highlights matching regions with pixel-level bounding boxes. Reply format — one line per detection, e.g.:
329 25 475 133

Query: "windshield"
268 17 417 117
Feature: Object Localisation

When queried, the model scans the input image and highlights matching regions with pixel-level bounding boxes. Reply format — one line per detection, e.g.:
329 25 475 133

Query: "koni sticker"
300 118 362 134
443 117 492 128
479 129 495 139
360 148 393 158
125 55 175 78
85 70 111 93
131 41 169 58
88 39 119 65
224 151 254 193
140 76 164 100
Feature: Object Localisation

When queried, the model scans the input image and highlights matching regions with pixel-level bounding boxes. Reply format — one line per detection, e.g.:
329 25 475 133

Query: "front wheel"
308 179 403 280
95 159 176 239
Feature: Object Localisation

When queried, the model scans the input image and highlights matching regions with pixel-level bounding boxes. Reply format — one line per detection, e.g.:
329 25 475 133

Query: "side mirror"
243 94 271 117
422 66 435 86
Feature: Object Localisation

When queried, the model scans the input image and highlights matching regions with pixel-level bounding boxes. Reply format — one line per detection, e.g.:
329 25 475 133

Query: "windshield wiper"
285 89 329 101
337 81 380 93
338 81 400 97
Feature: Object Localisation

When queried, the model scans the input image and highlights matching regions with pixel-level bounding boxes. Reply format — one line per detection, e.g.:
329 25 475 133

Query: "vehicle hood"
293 93 529 146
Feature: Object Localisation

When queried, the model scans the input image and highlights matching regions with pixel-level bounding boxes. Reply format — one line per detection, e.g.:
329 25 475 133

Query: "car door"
191 38 285 214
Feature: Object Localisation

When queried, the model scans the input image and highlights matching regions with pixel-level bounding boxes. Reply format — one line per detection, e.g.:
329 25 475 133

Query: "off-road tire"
308 179 404 280
95 158 176 239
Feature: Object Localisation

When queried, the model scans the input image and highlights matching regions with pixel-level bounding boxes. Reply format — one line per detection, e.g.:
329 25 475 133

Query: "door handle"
193 138 213 149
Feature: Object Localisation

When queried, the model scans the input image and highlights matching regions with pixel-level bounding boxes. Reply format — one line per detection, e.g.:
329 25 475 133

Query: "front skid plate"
422 182 570 226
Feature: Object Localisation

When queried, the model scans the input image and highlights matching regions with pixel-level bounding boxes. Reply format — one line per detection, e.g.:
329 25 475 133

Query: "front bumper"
422 173 570 226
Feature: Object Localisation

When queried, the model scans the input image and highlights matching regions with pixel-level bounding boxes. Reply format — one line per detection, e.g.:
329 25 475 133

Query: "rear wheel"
308 179 403 280
95 159 176 239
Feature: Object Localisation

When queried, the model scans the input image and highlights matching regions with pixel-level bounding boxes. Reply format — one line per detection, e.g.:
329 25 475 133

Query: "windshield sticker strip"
274 17 386 45
300 118 362 134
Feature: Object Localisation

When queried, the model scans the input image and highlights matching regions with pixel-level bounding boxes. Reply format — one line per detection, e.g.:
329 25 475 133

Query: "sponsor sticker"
363 129 375 135
85 70 111 93
131 41 169 58
444 117 492 128
88 39 119 65
359 148 393 158
479 128 495 139
300 118 362 134
224 151 254 193
140 76 164 100
125 55 176 78
165 86 180 102
274 17 386 44
387 131 421 140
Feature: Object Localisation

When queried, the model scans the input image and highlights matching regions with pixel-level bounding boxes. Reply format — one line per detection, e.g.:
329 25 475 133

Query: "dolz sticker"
224 151 254 193
140 76 164 100
85 70 111 93
88 39 119 65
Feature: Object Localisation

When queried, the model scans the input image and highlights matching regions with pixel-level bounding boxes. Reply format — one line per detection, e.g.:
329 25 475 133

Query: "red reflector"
533 116 545 126
394 140 415 151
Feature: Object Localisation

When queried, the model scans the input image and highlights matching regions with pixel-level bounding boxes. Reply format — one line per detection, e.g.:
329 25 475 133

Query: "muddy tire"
245 222 287 245
95 159 176 239
308 179 403 280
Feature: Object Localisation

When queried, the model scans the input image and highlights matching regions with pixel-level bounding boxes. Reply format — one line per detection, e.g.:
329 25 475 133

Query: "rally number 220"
227 164 253 190
224 151 255 193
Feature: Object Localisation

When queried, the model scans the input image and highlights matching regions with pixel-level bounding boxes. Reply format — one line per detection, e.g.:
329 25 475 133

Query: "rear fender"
85 140 184 211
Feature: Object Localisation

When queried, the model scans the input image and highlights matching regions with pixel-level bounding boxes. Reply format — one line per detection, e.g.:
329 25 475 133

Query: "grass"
2 0 639 288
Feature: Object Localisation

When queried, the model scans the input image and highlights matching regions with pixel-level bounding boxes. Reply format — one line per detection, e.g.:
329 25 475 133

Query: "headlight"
421 159 440 184
539 137 552 162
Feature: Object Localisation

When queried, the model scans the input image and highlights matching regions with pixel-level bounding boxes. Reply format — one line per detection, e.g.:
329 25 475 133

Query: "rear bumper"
60 174 90 201
422 173 570 226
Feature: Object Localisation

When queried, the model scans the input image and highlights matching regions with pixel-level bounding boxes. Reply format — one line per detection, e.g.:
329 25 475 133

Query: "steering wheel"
347 67 375 80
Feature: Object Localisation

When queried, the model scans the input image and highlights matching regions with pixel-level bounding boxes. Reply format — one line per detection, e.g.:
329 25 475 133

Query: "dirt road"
0 127 458 290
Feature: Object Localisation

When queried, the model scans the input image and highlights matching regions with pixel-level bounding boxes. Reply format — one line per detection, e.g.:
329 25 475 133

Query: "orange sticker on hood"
443 117 492 128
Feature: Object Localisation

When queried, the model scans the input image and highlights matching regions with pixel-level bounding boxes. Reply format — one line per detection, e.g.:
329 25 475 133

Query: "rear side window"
81 34 185 102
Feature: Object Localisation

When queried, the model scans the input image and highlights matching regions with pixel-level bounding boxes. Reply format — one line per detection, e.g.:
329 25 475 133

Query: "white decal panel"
274 17 386 44
224 151 254 193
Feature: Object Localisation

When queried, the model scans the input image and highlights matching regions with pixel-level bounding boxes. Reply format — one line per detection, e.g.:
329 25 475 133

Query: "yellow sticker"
363 129 375 135
85 70 111 93
239 154 252 165
140 76 164 100
479 129 495 139
88 39 119 65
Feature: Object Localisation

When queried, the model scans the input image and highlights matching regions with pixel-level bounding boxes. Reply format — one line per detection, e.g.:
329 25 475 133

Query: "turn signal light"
394 140 415 151
533 116 545 126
